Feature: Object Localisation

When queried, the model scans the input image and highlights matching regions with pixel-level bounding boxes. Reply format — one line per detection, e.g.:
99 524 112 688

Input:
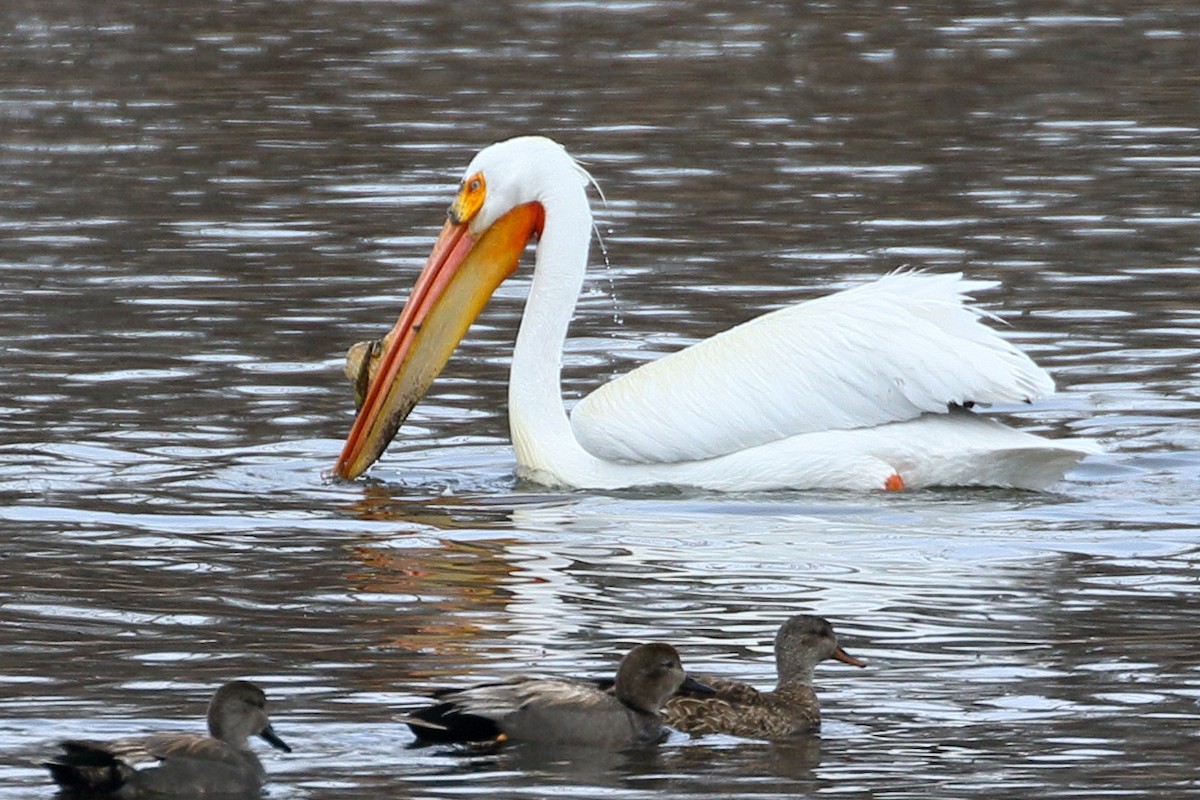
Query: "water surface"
2 2 1198 798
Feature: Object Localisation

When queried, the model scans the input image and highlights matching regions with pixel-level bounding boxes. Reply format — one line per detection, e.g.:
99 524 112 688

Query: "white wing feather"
570 272 1056 464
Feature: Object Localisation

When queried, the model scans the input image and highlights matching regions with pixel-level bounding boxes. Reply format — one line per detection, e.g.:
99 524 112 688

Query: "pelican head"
333 137 588 479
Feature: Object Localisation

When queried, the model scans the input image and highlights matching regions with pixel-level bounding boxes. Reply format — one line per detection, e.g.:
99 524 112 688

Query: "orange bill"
833 646 866 667
333 201 544 479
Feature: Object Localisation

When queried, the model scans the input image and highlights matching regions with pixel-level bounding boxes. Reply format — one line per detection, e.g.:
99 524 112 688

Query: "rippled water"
2 1 1199 798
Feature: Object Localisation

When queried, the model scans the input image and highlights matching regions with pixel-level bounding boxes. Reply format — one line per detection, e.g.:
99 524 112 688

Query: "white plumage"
343 136 1099 490
571 271 1054 465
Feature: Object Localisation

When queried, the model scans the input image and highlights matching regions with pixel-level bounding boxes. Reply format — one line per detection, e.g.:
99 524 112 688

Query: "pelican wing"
570 272 1055 464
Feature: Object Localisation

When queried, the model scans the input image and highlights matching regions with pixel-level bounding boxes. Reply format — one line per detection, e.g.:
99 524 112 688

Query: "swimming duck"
405 642 711 747
44 680 291 796
663 615 864 739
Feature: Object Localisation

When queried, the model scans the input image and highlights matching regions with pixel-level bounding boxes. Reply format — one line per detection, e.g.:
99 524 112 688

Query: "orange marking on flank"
884 473 905 492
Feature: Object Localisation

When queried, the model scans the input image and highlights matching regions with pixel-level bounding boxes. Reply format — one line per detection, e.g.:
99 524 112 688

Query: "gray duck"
44 680 290 796
406 642 712 747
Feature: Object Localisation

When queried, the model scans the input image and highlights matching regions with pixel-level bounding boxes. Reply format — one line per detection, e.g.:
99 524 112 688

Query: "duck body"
665 678 823 739
406 643 707 748
410 676 668 747
46 736 268 797
334 136 1099 491
44 681 290 797
662 615 864 740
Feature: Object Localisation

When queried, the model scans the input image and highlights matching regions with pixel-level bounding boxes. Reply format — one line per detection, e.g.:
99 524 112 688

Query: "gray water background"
2 1 1199 798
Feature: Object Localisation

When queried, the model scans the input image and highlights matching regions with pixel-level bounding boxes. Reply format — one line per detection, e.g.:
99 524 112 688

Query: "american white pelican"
333 136 1098 491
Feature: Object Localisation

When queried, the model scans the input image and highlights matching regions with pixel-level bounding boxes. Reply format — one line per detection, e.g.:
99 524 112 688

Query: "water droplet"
593 222 623 328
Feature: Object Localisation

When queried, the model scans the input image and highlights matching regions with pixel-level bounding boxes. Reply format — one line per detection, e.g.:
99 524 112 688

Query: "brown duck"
405 642 712 747
663 615 864 739
44 680 291 796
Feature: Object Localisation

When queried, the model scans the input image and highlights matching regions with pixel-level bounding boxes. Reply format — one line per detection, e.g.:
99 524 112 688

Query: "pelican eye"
449 171 487 225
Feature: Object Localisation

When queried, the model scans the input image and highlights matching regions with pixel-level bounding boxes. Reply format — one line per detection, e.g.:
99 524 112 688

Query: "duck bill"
679 675 717 696
833 646 866 667
333 202 544 480
259 723 292 753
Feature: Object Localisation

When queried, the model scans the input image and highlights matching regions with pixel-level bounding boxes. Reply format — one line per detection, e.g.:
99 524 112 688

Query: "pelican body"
334 136 1097 491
